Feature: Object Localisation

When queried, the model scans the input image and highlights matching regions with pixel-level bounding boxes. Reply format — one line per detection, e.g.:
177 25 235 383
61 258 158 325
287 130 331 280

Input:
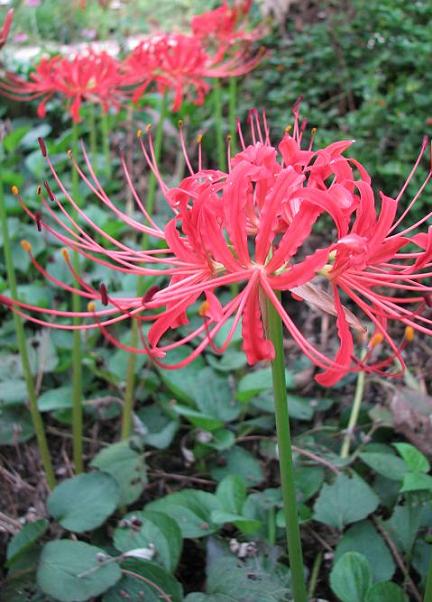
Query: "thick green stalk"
212 78 226 171
228 77 238 154
340 349 367 458
71 122 83 473
100 109 111 178
120 320 138 440
266 296 307 602
144 92 169 229
424 557 432 602
0 183 56 489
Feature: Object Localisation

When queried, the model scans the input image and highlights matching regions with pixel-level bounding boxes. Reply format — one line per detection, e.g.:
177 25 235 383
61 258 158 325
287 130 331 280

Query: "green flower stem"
100 109 111 178
340 349 367 459
265 296 307 602
0 183 56 489
424 556 432 601
228 76 238 154
71 122 83 474
213 78 226 171
144 91 169 232
120 319 138 440
89 103 97 158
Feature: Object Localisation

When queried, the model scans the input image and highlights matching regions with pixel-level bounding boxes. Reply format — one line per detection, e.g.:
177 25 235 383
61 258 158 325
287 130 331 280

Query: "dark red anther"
44 180 55 202
35 211 42 232
142 285 159 304
99 283 109 306
38 137 47 157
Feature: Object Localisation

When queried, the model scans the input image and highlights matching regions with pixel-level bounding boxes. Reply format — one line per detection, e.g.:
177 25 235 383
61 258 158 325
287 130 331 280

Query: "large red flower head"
0 9 13 50
0 50 124 122
2 110 431 385
191 1 261 47
122 32 264 111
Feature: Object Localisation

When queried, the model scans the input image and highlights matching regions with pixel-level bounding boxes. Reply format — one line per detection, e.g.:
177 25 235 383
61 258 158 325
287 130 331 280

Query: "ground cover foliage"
1 1 432 601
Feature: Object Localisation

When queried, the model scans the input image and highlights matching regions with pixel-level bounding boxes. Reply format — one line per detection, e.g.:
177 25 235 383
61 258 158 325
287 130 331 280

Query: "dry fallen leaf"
390 386 432 456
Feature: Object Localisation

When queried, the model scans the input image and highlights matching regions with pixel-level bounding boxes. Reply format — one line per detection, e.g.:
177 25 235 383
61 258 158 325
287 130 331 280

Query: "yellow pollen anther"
67 149 73 158
36 185 42 195
145 123 152 133
285 125 292 134
11 185 19 196
369 332 384 349
87 302 96 312
20 240 32 253
405 326 415 342
60 248 70 261
178 119 184 128
196 134 203 143
136 128 142 138
198 300 210 317
226 134 232 142
311 127 317 134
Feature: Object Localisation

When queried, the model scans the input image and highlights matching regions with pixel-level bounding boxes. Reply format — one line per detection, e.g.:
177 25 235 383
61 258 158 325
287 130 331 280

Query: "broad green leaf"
91 441 148 506
47 473 119 533
207 349 247 372
216 475 247 514
384 505 423 554
173 405 224 431
359 452 408 481
314 474 379 530
103 559 183 602
365 582 408 602
6 520 49 565
37 541 121 602
210 446 265 486
37 386 72 412
393 443 430 473
0 380 27 405
193 367 241 422
210 511 261 534
185 595 232 602
113 510 182 572
159 347 205 403
401 472 432 492
334 520 395 582
330 552 372 602
146 490 221 538
294 466 324 503
237 367 295 402
0 407 34 445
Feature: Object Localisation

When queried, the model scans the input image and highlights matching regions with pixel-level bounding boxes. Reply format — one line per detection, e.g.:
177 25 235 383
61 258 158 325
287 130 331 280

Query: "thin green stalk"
0 183 56 489
71 122 83 474
266 296 307 602
100 109 111 178
213 78 226 171
144 91 169 233
308 551 323 599
425 556 432 602
89 103 97 158
340 349 367 459
120 320 138 440
228 76 238 154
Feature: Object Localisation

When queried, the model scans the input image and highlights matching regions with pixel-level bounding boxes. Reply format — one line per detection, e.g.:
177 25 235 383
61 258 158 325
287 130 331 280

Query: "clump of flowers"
122 32 264 111
191 0 262 46
2 109 431 385
0 50 125 122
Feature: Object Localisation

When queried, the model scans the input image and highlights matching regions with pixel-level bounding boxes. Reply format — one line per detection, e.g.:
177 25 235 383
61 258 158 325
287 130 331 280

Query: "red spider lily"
0 50 124 122
2 111 431 384
122 33 264 111
191 0 261 46
0 9 13 49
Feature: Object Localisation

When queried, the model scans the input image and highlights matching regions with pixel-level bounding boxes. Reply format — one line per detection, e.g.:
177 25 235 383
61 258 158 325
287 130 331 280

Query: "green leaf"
159 347 205 403
210 446 265 486
0 407 34 445
365 582 408 602
359 452 408 481
113 510 182 572
210 511 261 535
185 595 232 602
216 475 247 514
47 472 119 533
393 443 430 473
91 441 148 506
384 505 423 554
205 557 290 601
334 520 395 582
207 349 247 372
6 520 49 565
37 540 121 602
314 474 379 530
103 559 183 602
401 472 432 492
37 386 72 412
146 490 221 538
193 367 241 422
294 466 324 503
0 380 27 405
237 367 295 402
330 552 372 602
173 405 224 431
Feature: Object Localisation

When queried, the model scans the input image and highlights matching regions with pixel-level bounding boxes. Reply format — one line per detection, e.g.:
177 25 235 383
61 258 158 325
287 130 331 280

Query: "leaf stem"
228 76 238 154
100 109 111 179
120 320 138 440
424 555 432 602
0 183 56 489
265 295 307 602
340 350 367 458
71 122 83 474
